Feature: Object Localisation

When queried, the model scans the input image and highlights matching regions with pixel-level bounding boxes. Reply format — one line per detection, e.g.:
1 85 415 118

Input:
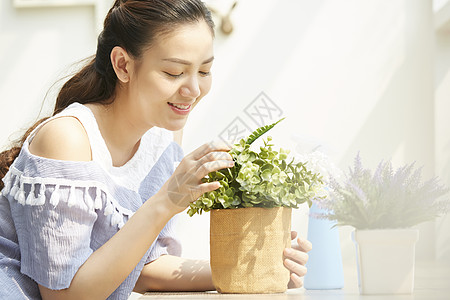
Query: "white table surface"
132 259 450 300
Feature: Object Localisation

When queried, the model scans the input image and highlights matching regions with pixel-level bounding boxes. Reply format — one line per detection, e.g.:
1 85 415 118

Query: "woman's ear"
110 46 132 83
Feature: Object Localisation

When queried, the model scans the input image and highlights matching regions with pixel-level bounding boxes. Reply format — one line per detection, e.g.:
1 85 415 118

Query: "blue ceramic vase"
304 202 344 289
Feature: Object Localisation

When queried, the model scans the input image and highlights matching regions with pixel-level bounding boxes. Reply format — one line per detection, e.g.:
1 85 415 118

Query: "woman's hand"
284 231 312 289
160 141 234 213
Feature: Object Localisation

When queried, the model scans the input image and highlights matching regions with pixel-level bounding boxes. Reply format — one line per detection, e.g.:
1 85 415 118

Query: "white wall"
435 14 450 264
0 1 98 148
0 0 446 262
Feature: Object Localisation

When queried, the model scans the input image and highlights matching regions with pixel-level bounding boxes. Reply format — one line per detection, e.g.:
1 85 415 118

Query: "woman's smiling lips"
168 102 192 115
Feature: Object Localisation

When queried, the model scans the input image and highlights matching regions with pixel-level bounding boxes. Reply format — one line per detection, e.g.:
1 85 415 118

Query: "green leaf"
202 197 213 207
280 160 287 171
245 118 285 145
261 169 272 181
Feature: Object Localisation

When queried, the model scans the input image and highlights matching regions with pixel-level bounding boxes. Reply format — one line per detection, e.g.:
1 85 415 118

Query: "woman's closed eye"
164 71 211 78
199 71 211 77
164 71 183 78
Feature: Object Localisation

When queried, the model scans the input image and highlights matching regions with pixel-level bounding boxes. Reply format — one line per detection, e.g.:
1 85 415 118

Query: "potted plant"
317 153 449 294
187 119 325 294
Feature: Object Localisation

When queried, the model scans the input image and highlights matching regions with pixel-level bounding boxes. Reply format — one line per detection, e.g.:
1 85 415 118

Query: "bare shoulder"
28 116 92 162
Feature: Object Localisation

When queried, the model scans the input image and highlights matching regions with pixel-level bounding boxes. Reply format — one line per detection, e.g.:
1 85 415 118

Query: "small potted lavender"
317 153 449 294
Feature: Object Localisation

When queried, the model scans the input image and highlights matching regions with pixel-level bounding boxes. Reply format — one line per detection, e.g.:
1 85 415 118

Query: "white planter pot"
352 229 419 294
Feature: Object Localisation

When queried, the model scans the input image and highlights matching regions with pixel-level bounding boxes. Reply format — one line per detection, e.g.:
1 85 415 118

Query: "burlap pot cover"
210 207 292 293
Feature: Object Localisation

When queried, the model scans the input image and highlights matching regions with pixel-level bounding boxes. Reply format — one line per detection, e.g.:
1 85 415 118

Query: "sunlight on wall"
270 0 406 166
434 0 450 11
434 34 450 263
435 43 450 187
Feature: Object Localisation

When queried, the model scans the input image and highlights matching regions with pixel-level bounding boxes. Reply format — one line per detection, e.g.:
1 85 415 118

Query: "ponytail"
55 57 116 114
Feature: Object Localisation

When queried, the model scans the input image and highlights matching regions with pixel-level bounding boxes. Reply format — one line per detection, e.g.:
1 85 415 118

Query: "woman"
0 0 311 299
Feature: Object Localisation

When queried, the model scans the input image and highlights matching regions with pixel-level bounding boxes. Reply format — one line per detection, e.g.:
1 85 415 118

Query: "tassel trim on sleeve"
1 167 133 229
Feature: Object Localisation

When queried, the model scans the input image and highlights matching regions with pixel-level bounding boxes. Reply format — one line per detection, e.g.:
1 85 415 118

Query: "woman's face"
126 20 214 132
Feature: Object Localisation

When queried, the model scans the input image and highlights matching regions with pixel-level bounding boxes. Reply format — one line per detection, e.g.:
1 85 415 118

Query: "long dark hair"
0 0 214 189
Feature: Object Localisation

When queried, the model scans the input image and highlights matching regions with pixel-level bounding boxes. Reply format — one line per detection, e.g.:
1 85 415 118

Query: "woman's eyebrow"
162 56 214 65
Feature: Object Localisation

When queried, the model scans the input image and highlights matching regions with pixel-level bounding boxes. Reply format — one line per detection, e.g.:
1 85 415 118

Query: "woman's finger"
291 231 298 240
196 181 221 196
288 273 304 289
184 181 221 203
195 160 234 180
196 151 233 167
189 141 232 161
283 247 309 266
293 237 312 253
283 258 307 277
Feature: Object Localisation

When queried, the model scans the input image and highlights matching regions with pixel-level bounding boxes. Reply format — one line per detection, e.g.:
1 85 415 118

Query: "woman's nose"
179 76 201 99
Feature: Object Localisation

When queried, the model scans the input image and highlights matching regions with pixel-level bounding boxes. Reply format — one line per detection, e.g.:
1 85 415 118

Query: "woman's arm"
134 231 313 293
134 255 214 293
39 188 179 300
31 118 233 299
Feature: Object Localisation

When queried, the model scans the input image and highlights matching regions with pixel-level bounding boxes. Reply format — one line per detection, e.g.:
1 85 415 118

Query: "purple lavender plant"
318 153 450 229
